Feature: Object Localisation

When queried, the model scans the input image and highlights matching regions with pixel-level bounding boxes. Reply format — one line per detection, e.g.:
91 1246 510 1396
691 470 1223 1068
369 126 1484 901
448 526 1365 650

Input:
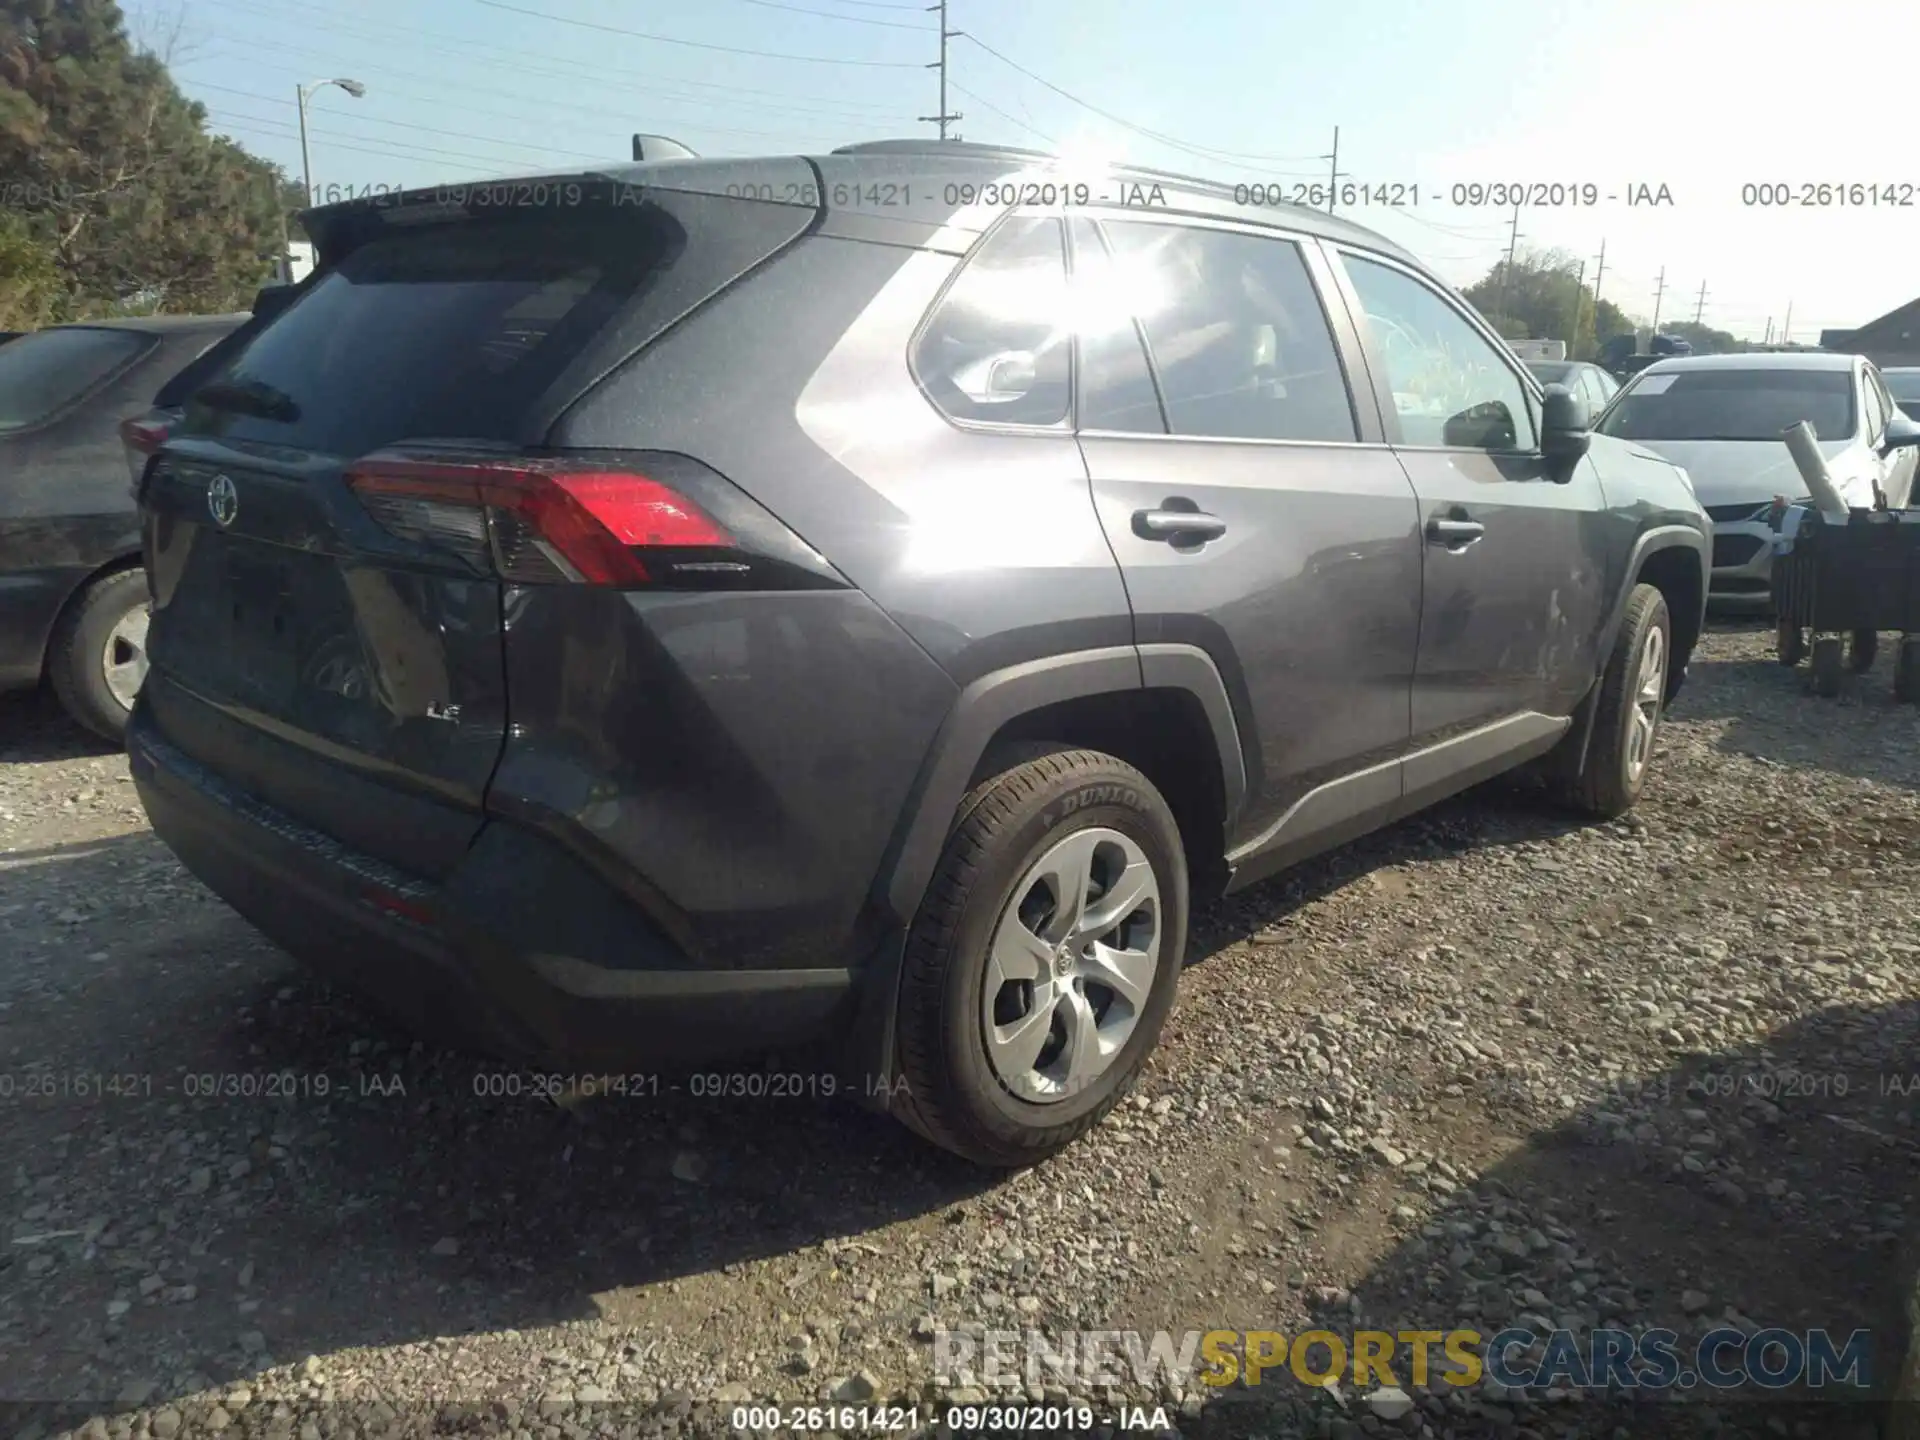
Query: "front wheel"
1555 583 1671 819
891 749 1188 1167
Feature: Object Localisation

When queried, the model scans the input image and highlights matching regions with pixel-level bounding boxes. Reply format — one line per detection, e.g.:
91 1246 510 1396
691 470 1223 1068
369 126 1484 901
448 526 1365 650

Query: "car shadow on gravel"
0 826 1014 1415
0 686 121 764
1189 998 1920 1440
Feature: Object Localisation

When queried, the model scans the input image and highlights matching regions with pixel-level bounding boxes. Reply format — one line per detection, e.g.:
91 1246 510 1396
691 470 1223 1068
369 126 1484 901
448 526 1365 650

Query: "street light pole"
296 78 367 207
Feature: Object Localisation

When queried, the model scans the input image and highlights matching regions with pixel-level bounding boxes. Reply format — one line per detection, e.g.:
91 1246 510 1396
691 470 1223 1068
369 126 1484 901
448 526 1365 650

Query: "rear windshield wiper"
192 378 301 423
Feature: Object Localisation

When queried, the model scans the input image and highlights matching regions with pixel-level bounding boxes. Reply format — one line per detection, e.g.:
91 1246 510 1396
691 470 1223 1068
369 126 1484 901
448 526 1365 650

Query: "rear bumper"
127 704 856 1070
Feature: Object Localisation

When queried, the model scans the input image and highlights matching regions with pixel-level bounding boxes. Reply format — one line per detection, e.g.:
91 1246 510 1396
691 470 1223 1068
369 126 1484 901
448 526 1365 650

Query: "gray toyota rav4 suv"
128 141 1709 1166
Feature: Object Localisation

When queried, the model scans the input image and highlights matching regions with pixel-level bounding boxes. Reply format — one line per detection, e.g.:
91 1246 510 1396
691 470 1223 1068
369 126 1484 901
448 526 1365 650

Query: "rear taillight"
120 416 171 454
344 449 843 591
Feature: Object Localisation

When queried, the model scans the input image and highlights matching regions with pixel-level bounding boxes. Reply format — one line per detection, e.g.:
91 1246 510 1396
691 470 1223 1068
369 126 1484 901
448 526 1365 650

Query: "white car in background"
1594 353 1920 606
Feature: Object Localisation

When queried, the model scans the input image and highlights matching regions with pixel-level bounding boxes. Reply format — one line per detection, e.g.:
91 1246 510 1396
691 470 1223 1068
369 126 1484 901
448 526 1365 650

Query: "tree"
0 208 59 327
1460 248 1642 361
0 0 295 317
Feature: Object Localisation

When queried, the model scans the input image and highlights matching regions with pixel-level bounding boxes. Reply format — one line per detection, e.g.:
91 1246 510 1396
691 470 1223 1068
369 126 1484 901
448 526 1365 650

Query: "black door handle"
1425 517 1485 547
1134 508 1227 542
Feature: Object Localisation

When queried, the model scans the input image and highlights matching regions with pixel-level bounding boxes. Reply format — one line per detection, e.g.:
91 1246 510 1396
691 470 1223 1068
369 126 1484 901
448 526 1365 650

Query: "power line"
191 81 613 163
949 82 1052 145
208 115 522 173
470 0 927 66
195 0 921 120
713 0 933 29
184 46 882 147
959 34 1324 169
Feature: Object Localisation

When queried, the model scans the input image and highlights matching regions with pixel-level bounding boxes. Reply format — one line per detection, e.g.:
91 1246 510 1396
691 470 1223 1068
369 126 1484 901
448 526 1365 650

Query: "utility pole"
1692 279 1708 326
1783 300 1793 346
1566 259 1586 352
1498 204 1523 328
1764 317 1774 346
1649 267 1667 336
1590 238 1607 311
919 0 962 140
1321 126 1343 213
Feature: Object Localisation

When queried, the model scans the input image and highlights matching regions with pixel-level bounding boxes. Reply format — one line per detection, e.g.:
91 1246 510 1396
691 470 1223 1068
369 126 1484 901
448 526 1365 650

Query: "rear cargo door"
141 183 816 878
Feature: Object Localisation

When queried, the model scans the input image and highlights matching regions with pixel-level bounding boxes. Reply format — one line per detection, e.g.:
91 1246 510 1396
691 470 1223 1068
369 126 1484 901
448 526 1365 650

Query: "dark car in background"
0 313 244 738
1527 359 1620 412
129 143 1709 1166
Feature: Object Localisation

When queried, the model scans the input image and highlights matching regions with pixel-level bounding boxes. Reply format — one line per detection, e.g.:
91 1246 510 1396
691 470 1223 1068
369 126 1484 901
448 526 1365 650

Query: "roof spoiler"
632 134 698 162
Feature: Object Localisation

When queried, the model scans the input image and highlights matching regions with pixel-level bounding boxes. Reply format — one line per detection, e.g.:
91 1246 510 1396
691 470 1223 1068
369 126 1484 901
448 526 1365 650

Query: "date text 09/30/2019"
727 1403 1172 1434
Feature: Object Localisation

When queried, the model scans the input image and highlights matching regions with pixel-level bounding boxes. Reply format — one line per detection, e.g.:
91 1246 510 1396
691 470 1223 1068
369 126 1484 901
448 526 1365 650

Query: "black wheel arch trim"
1562 523 1707 777
875 643 1246 929
842 643 1246 1107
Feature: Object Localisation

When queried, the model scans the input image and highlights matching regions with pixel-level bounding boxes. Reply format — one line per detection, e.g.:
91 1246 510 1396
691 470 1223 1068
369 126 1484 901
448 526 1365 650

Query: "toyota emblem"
207 474 239 528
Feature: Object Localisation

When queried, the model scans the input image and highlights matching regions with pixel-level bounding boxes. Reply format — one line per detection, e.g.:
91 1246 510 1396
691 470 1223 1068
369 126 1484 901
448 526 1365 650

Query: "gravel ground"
2 620 1917 1440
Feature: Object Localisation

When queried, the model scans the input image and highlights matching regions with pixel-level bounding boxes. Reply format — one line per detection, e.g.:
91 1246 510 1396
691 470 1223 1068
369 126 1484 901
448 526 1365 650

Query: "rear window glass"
153 323 253 408
0 327 153 433
1596 367 1855 443
185 196 804 457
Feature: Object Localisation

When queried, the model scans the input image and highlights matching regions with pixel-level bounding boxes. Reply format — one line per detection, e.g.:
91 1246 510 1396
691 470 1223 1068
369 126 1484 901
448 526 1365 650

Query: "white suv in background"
1595 353 1920 606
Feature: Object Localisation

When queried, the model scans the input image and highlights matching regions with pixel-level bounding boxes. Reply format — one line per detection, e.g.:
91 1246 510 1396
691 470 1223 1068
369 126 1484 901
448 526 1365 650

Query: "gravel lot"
2 620 1917 1440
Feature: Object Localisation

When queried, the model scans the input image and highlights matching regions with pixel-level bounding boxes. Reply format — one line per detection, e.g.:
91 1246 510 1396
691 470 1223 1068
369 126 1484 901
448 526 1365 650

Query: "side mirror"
953 350 1039 405
1882 411 1920 452
1540 383 1592 466
1442 399 1519 450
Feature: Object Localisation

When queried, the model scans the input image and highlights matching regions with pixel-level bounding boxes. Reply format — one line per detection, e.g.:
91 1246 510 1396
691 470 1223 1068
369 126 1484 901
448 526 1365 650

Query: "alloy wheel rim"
1625 624 1666 784
981 827 1161 1104
103 604 151 712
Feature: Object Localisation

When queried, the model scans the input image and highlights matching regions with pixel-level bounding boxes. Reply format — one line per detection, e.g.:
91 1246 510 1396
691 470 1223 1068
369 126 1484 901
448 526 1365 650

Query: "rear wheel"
1811 636 1845 697
1850 628 1879 673
1776 620 1806 667
892 748 1187 1167
48 569 150 741
1896 638 1920 703
1555 583 1670 820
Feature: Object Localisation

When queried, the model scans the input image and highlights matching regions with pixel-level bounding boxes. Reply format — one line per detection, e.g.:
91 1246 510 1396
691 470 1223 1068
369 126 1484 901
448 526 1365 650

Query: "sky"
126 0 1920 343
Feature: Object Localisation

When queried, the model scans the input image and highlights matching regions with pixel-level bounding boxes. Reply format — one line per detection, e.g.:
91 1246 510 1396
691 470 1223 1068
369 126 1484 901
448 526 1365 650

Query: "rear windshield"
0 326 154 433
184 195 807 457
1596 367 1856 443
152 322 253 408
1527 362 1572 385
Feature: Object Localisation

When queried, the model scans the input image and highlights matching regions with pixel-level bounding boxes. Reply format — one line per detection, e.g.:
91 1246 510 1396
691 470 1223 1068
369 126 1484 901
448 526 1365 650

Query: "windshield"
1595 367 1856 442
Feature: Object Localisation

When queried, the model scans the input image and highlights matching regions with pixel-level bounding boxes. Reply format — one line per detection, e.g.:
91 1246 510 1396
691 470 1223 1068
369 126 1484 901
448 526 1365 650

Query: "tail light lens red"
119 416 172 454
344 449 841 591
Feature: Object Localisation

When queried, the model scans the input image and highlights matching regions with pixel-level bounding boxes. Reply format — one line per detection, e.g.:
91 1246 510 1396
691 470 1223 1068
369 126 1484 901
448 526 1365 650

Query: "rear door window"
1098 220 1357 444
0 327 154 433
185 196 808 457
